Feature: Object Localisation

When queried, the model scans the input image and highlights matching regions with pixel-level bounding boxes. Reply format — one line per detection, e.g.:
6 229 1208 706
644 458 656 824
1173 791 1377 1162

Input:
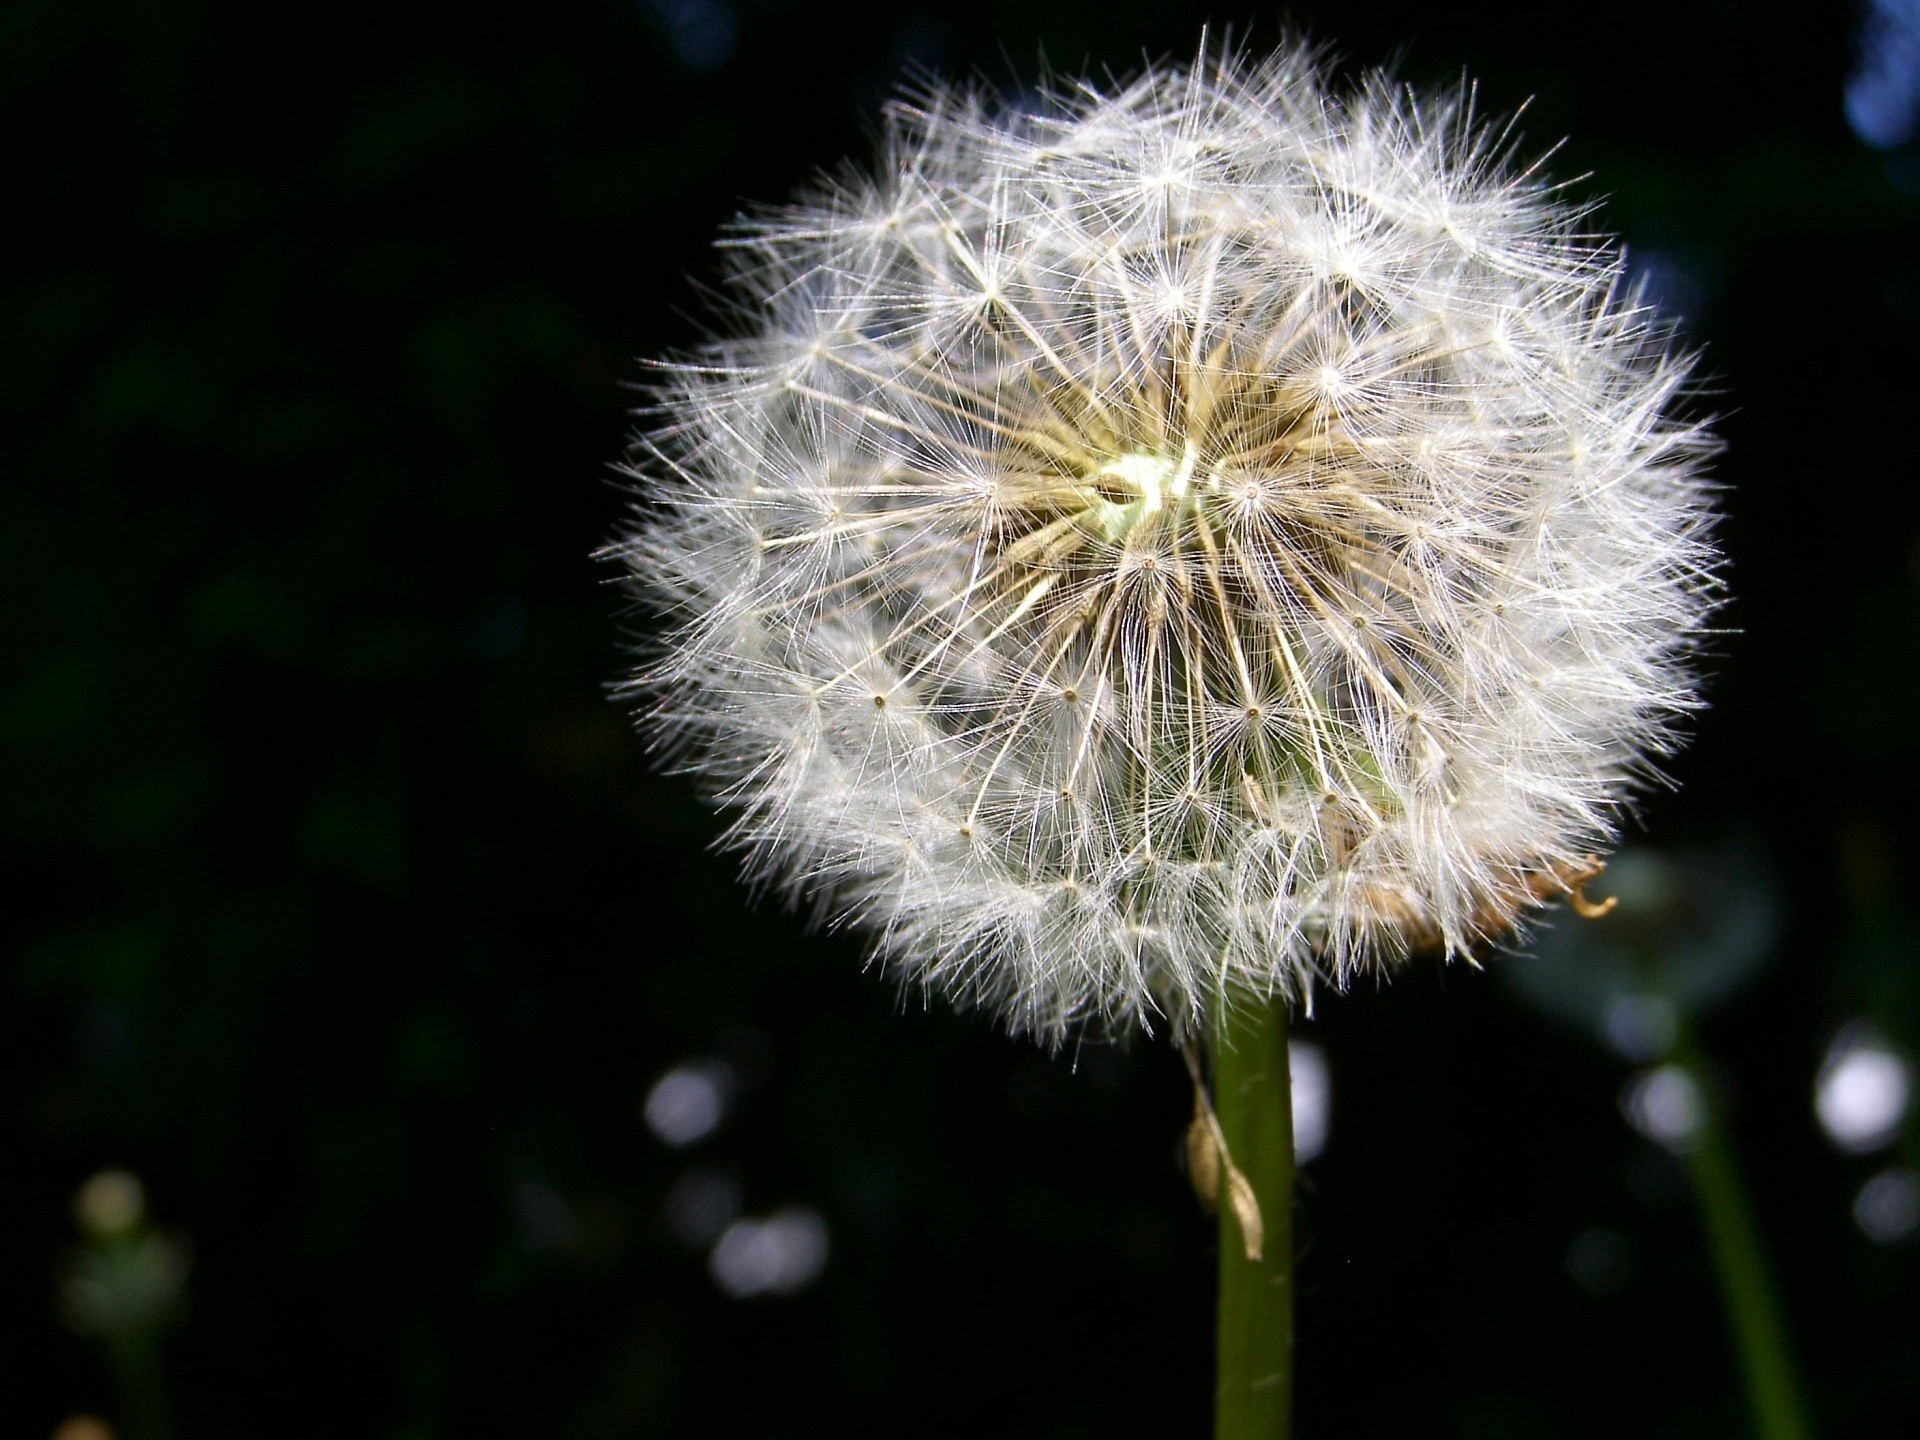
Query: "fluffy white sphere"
612 43 1720 1042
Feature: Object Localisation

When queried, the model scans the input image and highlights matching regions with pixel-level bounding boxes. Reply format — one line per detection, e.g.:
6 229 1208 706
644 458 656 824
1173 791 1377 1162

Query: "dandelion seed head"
611 41 1721 1044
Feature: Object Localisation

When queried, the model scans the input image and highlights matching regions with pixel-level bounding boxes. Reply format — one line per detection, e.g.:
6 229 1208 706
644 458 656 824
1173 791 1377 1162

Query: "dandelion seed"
609 41 1720 1044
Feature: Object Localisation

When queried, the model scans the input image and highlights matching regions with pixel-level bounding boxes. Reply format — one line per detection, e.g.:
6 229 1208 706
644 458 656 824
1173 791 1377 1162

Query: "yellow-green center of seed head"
1081 441 1202 542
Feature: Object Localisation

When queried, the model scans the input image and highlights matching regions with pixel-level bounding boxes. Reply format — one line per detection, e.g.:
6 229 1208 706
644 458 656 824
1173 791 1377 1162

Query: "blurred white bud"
643 1059 735 1147
1816 1026 1911 1154
1852 1168 1919 1244
708 1207 830 1297
1289 1041 1330 1163
1602 994 1680 1064
1620 1064 1704 1152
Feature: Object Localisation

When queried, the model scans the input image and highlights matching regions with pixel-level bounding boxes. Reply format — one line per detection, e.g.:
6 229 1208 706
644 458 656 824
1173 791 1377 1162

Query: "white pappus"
608 41 1722 1044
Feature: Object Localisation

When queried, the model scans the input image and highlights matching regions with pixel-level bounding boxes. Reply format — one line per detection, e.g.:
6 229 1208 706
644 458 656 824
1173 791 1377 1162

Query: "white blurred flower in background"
709 1207 831 1297
1815 1025 1911 1155
1289 1041 1330 1162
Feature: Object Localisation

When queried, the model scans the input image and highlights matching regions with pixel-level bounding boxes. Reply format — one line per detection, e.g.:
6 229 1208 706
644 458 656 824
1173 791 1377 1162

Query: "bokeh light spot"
1289 1041 1330 1163
1620 1065 1703 1152
1815 1027 1911 1154
1847 0 1920 149
1603 994 1679 1064
643 1059 734 1147
1853 1168 1920 1244
709 1207 830 1298
74 1169 146 1242
644 0 739 71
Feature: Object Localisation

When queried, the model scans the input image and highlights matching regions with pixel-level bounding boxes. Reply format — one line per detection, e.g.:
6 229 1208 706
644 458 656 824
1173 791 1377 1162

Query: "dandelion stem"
1678 1040 1813 1440
106 1329 174 1440
1213 994 1293 1440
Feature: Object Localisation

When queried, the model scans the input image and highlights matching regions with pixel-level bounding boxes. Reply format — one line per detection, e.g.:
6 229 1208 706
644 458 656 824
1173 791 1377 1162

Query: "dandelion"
610 39 1721 1438
612 41 1719 1044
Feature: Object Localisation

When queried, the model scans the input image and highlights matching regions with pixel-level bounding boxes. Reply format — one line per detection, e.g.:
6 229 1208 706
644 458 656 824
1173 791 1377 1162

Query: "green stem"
1213 993 1293 1440
105 1329 173 1440
1676 1042 1812 1440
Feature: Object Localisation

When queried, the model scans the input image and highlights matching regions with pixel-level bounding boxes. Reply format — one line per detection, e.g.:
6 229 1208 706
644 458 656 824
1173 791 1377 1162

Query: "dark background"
5 1 1917 1435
